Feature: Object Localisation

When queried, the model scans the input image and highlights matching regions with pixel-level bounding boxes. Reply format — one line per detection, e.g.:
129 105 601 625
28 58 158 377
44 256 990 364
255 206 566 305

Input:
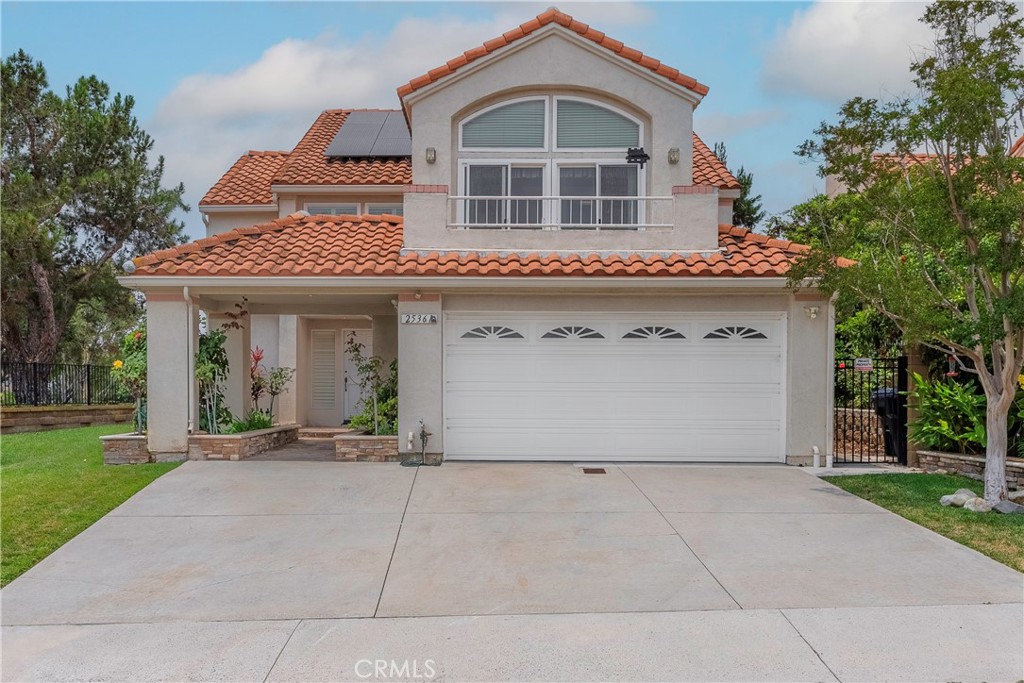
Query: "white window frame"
304 203 360 215
554 160 646 229
552 96 644 153
458 96 550 153
456 160 552 228
366 203 404 216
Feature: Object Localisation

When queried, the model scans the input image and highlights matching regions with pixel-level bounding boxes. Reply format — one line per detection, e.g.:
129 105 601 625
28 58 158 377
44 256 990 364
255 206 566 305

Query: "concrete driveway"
2 461 1021 682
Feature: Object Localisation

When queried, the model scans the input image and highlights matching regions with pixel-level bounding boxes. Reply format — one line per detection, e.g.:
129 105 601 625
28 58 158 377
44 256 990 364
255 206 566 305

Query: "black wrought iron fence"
834 357 908 464
0 362 130 406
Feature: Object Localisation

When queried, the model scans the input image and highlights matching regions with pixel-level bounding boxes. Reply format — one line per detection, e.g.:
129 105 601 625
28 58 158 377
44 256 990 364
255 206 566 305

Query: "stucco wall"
205 210 277 237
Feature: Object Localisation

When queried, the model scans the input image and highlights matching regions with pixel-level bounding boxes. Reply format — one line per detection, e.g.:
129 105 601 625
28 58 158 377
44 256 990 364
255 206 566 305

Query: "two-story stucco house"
121 9 835 464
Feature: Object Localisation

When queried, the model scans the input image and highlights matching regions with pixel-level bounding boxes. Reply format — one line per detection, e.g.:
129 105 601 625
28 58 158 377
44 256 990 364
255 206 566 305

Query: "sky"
2 1 935 240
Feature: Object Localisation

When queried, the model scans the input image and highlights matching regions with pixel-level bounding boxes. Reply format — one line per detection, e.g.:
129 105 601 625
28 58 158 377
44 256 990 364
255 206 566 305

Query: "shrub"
228 408 274 434
907 372 987 454
111 325 147 433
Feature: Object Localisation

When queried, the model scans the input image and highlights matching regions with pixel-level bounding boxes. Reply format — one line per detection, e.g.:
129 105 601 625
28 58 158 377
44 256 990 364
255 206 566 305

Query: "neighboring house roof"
199 151 290 206
1011 135 1024 158
271 109 413 187
132 214 819 278
200 111 737 206
396 8 709 103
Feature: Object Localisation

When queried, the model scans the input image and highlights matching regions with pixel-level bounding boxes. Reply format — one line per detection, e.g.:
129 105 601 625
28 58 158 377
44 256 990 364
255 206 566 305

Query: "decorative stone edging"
335 434 401 462
3 404 133 434
188 425 299 461
918 450 1024 491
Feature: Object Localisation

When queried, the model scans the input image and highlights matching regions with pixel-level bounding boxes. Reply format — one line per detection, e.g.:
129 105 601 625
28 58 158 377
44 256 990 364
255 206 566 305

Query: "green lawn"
1 424 179 586
825 473 1024 572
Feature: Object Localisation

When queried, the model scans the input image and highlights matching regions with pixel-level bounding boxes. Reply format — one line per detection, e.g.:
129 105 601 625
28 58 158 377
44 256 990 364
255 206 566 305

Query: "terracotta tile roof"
133 214 822 278
396 8 709 104
199 151 290 206
271 110 412 186
692 134 739 190
1011 135 1024 158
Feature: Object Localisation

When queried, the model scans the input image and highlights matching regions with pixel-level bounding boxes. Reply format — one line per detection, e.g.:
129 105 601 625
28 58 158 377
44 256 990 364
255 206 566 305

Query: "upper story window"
459 96 641 151
306 203 359 216
456 96 645 229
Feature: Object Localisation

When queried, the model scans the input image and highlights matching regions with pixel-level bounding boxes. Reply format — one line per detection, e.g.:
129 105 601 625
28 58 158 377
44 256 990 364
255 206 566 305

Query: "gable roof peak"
396 7 708 105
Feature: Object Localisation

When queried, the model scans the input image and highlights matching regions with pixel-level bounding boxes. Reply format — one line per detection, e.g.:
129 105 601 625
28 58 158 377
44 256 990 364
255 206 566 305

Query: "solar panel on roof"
324 110 411 158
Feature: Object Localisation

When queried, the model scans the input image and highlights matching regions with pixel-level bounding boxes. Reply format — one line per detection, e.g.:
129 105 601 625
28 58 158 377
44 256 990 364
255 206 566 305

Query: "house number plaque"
401 313 438 324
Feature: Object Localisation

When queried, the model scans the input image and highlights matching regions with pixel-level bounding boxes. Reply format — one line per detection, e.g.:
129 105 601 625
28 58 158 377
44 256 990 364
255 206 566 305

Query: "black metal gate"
833 356 908 464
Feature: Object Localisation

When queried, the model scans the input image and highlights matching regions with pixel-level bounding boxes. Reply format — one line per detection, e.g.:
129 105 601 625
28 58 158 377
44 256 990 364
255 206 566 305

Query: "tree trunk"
984 399 1010 503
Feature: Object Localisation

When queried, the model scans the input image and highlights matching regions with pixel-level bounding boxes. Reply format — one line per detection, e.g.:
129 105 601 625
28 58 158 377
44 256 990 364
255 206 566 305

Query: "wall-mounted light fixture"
425 147 436 164
667 147 680 165
414 290 422 300
803 306 820 320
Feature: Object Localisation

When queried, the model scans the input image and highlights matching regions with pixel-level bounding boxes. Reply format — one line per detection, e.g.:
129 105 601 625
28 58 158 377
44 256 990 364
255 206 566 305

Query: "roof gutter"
119 275 793 291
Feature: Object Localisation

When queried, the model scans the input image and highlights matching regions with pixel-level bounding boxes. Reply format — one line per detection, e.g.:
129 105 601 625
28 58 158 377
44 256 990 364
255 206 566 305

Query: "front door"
308 329 344 427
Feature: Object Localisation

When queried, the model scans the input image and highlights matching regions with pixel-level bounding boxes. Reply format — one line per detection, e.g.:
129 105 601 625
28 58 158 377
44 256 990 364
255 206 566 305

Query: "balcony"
447 195 673 231
402 185 721 253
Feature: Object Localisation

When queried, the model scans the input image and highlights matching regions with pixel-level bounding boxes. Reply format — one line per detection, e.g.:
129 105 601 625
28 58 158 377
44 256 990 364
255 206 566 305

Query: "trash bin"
872 387 906 462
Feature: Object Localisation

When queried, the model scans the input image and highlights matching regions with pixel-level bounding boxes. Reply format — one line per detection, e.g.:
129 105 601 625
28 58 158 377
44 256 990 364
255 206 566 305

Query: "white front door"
308 329 343 427
343 330 373 421
443 312 786 462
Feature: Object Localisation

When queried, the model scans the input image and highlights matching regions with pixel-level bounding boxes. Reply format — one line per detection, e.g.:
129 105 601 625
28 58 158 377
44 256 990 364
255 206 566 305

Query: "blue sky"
3 1 932 239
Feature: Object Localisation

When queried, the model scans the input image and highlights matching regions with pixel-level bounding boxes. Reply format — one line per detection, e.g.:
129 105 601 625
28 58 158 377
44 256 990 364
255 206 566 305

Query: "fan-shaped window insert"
704 326 768 340
622 326 686 340
556 99 640 149
461 99 546 149
461 326 524 339
542 326 605 339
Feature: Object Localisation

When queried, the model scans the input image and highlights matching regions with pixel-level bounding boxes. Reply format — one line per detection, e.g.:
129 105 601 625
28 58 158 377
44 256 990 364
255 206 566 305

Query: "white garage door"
444 313 786 462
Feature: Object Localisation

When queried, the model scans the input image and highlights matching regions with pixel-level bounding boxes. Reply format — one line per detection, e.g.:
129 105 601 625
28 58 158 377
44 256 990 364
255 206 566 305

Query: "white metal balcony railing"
447 196 673 230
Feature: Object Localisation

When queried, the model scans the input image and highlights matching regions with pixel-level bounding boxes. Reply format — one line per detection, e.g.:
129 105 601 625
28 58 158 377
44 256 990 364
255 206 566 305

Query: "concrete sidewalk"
1 461 1021 682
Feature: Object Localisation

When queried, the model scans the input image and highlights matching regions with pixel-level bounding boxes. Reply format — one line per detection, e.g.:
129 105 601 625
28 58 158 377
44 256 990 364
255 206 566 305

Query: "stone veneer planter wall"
100 433 150 465
188 425 299 461
335 434 401 462
918 450 1024 490
3 404 133 434
102 424 299 464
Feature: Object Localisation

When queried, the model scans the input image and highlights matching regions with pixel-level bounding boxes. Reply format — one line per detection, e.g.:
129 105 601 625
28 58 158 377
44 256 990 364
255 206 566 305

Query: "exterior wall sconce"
425 147 436 164
668 147 680 165
804 306 820 320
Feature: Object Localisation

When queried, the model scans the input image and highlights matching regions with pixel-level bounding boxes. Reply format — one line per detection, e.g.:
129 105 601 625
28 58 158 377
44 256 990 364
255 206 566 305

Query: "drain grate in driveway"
582 467 607 474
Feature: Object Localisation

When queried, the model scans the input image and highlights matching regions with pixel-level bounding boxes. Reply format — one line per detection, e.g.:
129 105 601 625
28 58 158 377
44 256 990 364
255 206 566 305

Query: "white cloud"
761 1 933 104
149 3 652 237
693 108 788 143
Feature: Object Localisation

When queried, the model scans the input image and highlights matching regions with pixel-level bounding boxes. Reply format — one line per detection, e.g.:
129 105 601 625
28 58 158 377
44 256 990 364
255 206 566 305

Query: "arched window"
460 99 546 149
555 99 639 149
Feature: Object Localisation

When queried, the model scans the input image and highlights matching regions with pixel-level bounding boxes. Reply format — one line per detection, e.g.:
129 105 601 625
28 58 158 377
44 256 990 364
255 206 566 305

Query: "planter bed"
918 450 1024 490
188 424 299 461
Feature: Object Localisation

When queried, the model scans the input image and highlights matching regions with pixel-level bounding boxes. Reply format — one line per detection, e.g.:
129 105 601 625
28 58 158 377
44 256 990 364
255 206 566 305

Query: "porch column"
277 315 298 424
146 291 198 460
208 314 252 420
372 314 398 369
397 293 443 457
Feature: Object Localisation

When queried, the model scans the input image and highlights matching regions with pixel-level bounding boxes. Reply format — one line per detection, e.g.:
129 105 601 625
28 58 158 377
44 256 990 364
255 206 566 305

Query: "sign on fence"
853 358 874 372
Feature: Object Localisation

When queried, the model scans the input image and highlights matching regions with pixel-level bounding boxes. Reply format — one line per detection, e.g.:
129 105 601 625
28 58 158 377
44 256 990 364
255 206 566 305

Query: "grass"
1 424 179 586
825 473 1024 572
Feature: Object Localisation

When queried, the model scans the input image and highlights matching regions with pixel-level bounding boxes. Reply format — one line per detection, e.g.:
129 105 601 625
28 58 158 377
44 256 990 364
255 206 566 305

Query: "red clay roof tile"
271 110 412 187
199 151 290 206
692 134 740 190
132 214 821 278
396 8 709 104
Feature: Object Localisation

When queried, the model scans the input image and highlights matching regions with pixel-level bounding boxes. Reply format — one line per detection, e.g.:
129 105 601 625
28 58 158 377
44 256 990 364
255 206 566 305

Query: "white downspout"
184 286 195 434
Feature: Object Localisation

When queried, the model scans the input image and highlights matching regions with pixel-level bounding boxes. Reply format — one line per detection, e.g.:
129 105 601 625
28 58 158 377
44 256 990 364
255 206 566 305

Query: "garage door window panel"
704 326 769 340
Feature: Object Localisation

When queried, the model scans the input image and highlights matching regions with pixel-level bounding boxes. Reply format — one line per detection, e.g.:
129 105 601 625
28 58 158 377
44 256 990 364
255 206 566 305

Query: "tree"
1 50 186 364
793 0 1024 503
713 141 765 228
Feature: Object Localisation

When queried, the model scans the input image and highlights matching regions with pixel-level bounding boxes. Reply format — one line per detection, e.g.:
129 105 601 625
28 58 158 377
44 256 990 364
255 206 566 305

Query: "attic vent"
324 111 411 158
